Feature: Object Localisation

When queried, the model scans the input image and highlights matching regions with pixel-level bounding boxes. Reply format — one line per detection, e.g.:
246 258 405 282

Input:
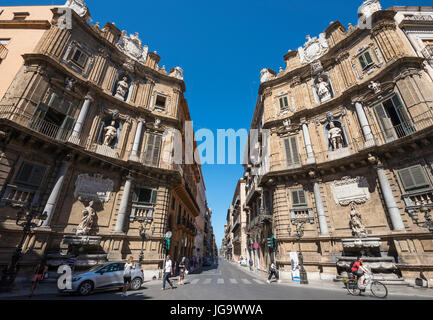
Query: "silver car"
62 262 144 296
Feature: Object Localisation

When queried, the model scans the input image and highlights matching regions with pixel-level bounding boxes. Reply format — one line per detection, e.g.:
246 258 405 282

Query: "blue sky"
5 0 432 251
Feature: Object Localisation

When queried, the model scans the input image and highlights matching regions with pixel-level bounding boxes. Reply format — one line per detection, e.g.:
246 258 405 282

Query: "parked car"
60 262 144 296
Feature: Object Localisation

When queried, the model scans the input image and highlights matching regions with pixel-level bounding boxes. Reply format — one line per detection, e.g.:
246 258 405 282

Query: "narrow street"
3 258 432 300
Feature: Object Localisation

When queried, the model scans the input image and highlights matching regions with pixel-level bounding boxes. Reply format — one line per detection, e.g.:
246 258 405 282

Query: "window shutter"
16 163 33 184
152 135 162 166
365 51 373 65
290 136 300 164
132 188 139 203
143 134 156 165
151 189 158 204
359 55 367 69
374 103 396 142
399 165 430 192
291 190 307 207
29 165 45 187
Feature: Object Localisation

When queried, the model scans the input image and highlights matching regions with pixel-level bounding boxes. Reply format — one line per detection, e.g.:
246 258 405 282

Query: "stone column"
129 119 144 161
302 120 316 164
42 160 71 227
114 175 134 233
355 101 375 147
69 93 94 143
313 180 329 235
376 164 405 231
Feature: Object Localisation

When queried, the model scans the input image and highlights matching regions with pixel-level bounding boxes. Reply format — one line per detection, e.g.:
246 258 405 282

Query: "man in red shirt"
351 257 367 286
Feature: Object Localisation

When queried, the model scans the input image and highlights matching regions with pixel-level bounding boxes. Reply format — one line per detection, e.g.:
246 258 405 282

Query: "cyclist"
351 257 368 287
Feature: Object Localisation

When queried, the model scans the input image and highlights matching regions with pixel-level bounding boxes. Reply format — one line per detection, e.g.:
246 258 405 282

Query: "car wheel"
131 278 142 291
78 281 94 296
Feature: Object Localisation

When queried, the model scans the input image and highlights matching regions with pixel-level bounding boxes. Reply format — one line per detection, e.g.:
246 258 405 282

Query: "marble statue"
315 76 332 103
64 0 88 18
103 121 117 146
260 69 275 83
115 76 129 100
76 201 97 236
328 122 344 150
349 203 367 238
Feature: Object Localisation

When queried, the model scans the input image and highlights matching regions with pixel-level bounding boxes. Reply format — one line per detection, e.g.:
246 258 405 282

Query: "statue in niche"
328 122 344 150
65 77 76 91
103 121 117 146
349 203 367 238
315 76 332 103
76 201 97 236
114 76 130 100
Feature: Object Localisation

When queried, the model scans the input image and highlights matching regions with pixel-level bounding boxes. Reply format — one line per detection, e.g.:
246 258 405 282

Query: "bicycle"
343 270 388 299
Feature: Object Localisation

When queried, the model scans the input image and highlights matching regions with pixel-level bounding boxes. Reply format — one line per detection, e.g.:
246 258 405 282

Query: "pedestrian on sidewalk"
162 255 175 291
29 262 48 298
122 256 136 297
267 262 281 284
178 257 188 286
249 259 253 271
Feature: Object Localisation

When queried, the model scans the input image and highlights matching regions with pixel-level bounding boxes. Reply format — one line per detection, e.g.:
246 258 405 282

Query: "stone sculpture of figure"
328 122 344 150
76 201 97 236
368 81 381 94
349 203 367 238
65 77 76 91
103 121 117 146
315 76 332 102
115 76 129 100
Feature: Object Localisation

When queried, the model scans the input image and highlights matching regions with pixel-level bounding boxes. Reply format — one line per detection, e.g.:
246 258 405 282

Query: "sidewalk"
229 259 433 299
0 280 59 299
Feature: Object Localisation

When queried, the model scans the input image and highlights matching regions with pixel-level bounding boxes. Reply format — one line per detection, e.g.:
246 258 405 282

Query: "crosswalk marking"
241 279 252 284
203 278 212 285
229 279 238 284
217 278 224 284
253 279 264 284
190 279 200 285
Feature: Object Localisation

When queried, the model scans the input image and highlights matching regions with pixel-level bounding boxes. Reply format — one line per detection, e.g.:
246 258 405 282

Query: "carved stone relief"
331 176 371 206
74 173 114 203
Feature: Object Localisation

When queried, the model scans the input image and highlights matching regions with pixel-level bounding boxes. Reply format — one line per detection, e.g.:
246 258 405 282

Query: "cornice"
0 20 51 29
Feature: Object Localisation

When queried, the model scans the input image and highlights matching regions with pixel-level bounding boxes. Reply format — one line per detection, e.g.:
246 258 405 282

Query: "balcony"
247 210 272 231
1 184 37 206
290 207 314 224
403 189 433 216
129 204 154 223
0 43 8 61
422 45 433 60
231 216 241 232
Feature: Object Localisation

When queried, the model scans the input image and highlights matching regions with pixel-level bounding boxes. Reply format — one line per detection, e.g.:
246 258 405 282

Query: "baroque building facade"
0 2 207 279
236 1 433 284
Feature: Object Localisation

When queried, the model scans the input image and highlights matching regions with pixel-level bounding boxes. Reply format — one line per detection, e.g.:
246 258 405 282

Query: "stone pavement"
228 260 433 299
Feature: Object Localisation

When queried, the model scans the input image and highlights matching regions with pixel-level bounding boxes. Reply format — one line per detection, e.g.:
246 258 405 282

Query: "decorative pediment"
116 31 148 64
64 0 89 18
273 119 301 136
357 81 396 107
298 34 329 64
315 108 346 126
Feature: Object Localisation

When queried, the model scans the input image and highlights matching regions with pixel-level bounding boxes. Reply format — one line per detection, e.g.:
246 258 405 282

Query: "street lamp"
0 204 47 291
289 220 309 285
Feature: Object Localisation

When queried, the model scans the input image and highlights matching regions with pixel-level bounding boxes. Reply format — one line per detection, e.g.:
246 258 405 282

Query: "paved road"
5 258 432 300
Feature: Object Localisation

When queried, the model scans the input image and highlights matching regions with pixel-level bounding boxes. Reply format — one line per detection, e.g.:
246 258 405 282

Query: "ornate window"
132 187 158 205
373 94 415 143
279 96 289 112
70 47 89 68
358 50 374 70
62 41 93 76
398 165 431 193
155 95 167 110
29 91 78 141
291 189 307 207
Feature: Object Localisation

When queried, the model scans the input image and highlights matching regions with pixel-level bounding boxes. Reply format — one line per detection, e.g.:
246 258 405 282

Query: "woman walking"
29 262 48 298
122 256 136 297
178 257 188 285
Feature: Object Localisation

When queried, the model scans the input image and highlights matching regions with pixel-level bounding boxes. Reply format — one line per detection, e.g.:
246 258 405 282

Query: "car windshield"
88 265 104 272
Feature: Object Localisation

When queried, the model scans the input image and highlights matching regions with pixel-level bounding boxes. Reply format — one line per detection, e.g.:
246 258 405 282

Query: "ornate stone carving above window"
352 44 384 80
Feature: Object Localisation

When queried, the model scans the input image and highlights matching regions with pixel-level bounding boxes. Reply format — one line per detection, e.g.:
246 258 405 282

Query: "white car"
61 262 144 296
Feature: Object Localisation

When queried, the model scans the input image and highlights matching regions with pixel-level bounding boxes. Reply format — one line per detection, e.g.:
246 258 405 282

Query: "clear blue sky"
5 0 431 251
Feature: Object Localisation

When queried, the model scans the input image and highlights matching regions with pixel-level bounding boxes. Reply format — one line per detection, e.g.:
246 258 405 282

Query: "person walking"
162 255 175 291
249 258 254 271
121 256 136 297
68 254 78 273
178 257 188 286
267 262 280 284
29 262 48 298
